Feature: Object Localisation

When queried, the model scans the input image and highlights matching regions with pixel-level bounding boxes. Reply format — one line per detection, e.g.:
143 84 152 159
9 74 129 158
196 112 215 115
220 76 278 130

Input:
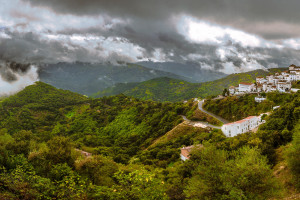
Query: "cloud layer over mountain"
0 0 300 74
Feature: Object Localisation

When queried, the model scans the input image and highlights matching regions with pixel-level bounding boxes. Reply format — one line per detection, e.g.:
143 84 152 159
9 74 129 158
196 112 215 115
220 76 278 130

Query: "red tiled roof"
181 149 190 159
181 145 203 159
224 116 256 125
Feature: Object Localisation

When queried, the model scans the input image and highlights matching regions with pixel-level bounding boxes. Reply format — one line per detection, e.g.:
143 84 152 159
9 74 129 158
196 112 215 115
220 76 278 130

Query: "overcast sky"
1 0 300 75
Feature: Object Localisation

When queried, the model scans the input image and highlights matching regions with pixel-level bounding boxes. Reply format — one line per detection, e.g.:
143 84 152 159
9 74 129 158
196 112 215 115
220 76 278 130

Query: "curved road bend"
198 100 230 124
181 115 221 129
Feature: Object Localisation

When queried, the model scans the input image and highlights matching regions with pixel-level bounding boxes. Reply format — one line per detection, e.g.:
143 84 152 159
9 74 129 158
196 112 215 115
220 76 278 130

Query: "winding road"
198 100 230 124
181 99 231 130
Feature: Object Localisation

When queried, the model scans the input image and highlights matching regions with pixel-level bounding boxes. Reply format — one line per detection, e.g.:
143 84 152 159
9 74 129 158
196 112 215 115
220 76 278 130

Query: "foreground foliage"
0 82 299 199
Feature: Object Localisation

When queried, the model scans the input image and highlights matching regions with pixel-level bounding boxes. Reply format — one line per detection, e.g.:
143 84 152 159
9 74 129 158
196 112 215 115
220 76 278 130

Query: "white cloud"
282 38 300 50
178 15 282 49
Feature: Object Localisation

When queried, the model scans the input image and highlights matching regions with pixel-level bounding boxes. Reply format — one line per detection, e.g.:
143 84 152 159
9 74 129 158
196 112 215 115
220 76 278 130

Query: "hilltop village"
181 65 300 155
228 64 300 96
220 65 300 137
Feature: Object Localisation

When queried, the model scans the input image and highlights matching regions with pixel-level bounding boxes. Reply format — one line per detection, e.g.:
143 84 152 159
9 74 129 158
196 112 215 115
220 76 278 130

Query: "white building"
277 80 291 92
256 76 264 84
289 64 300 72
239 82 255 93
221 116 262 137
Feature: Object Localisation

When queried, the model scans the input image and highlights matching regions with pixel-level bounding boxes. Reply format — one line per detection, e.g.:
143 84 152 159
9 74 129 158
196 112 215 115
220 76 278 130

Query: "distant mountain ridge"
137 61 226 83
93 68 286 102
38 62 191 96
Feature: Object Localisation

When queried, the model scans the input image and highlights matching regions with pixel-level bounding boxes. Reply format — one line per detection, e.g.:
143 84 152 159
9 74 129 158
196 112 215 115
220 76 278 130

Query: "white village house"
238 82 255 93
221 116 264 137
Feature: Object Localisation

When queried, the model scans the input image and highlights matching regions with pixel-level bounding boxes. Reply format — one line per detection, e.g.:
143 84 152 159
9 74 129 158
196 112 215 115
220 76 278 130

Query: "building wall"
180 154 188 161
222 116 261 137
239 84 254 92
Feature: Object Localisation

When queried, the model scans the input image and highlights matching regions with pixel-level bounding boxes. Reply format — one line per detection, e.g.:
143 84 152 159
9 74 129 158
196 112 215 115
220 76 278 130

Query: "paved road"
198 100 230 124
181 115 221 129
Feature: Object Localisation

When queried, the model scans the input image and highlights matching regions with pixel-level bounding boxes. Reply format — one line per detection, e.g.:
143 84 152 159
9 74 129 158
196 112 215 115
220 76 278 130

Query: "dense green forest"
0 82 299 199
92 68 286 102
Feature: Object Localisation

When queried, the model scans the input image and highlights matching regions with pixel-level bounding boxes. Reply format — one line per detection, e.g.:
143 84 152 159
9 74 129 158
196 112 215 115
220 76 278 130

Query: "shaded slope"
137 61 226 82
39 62 190 95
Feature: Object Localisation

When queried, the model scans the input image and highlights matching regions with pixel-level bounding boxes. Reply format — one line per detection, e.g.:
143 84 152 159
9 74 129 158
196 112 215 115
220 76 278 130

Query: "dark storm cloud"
22 0 300 39
56 17 300 71
0 0 298 74
0 30 134 65
57 20 216 63
0 61 31 82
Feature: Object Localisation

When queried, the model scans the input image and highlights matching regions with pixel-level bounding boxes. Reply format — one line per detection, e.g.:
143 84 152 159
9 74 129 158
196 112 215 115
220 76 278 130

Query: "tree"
185 145 281 200
45 136 74 165
75 155 118 186
112 168 169 200
285 123 300 190
222 88 228 96
6 130 32 156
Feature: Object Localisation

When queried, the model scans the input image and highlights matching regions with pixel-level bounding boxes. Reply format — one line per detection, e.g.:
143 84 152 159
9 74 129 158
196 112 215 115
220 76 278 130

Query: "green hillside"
93 68 287 102
1 81 88 109
0 81 299 199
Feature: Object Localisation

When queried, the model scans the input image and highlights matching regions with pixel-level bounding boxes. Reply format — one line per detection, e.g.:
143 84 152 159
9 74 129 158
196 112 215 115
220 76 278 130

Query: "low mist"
0 62 39 96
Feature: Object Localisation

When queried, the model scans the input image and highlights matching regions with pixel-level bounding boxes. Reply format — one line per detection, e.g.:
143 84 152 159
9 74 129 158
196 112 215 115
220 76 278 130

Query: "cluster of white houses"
180 65 300 161
229 64 300 96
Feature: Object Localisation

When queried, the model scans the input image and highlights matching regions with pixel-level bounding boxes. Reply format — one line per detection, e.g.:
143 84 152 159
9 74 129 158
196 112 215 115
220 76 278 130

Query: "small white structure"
221 116 262 137
291 88 300 93
255 96 266 103
239 82 255 93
